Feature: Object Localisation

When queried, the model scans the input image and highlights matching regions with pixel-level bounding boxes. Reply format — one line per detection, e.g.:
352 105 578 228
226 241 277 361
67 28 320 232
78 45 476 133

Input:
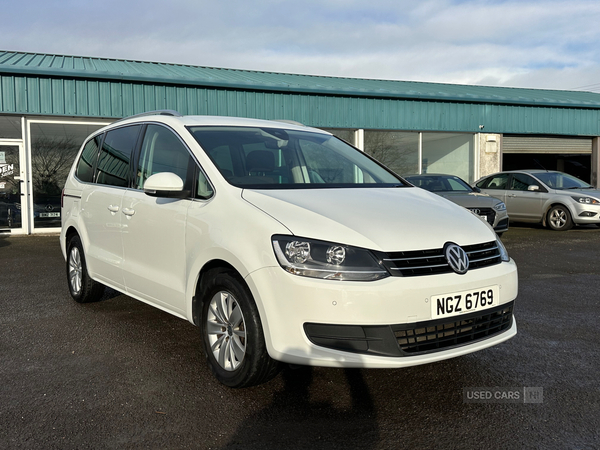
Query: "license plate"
40 212 60 218
431 285 499 319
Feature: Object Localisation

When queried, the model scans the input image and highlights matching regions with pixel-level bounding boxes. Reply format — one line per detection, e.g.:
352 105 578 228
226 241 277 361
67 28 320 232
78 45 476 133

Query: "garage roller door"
503 136 592 154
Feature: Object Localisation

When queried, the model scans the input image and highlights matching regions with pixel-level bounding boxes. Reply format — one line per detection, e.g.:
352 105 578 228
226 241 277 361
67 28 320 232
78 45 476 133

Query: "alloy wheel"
205 291 247 371
68 247 83 295
549 208 568 229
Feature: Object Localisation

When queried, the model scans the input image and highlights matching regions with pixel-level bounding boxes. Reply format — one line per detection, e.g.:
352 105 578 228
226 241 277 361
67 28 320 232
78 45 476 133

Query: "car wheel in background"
547 205 573 231
66 235 105 303
201 269 281 388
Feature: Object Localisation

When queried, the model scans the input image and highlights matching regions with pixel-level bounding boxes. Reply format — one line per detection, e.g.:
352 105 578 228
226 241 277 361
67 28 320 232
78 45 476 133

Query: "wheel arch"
192 259 244 327
543 202 574 228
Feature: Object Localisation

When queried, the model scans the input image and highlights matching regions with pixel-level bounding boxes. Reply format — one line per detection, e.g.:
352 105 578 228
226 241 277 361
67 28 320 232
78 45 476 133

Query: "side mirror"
144 172 184 198
473 186 481 193
527 185 540 192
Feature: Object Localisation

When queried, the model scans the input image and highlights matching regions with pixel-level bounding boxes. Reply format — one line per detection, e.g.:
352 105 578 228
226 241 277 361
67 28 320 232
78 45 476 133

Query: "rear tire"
200 269 281 388
66 235 105 303
547 205 573 231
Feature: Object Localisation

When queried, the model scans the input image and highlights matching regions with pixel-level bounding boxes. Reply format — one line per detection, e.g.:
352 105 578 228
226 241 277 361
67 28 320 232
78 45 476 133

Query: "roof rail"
113 110 182 124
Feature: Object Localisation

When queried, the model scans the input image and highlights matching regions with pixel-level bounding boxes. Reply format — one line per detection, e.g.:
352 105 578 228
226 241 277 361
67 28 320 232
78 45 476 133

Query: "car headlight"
571 196 600 205
496 237 510 262
493 202 507 211
272 235 390 281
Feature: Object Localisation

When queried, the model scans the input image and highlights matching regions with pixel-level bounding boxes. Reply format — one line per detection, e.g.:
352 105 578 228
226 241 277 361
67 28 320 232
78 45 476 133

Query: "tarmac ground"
0 225 599 449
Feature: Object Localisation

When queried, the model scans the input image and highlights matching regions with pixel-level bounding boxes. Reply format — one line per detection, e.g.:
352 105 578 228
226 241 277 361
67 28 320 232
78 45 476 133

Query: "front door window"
0 145 22 231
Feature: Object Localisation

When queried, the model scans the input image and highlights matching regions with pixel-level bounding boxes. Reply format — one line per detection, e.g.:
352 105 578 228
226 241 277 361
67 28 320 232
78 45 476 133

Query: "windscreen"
535 172 593 190
406 175 472 192
187 126 406 189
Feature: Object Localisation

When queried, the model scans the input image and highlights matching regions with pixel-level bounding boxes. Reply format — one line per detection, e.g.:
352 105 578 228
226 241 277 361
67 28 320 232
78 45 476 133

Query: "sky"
2 0 600 92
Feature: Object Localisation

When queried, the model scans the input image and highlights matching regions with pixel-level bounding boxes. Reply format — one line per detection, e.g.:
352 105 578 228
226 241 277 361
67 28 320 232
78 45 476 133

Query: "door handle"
122 208 135 217
107 205 120 213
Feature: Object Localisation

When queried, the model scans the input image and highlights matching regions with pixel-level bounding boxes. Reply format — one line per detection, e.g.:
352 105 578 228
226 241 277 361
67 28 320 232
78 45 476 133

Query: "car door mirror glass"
144 172 184 197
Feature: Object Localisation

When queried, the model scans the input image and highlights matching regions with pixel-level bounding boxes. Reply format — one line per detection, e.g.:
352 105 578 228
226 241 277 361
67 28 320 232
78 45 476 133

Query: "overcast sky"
3 0 600 92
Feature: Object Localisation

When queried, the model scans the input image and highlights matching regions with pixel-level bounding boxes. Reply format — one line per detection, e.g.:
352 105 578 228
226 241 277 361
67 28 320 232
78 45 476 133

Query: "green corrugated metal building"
1 50 600 234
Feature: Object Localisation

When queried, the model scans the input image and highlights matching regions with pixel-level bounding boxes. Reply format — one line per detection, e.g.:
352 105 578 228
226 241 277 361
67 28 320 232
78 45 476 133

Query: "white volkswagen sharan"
60 111 518 387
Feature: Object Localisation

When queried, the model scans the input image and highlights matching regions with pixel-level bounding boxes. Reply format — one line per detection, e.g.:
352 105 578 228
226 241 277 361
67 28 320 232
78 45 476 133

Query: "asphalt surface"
0 226 599 450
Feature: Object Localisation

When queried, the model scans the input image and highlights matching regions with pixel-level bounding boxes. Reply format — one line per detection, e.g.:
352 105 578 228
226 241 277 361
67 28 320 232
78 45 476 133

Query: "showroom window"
363 131 419 176
29 121 108 229
422 132 474 182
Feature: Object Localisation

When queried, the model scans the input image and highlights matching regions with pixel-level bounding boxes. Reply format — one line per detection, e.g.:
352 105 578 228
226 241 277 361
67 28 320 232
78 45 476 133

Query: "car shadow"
220 366 379 450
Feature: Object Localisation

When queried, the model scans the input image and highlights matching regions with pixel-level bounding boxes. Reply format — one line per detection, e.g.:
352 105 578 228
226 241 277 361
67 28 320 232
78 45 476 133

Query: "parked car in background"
404 174 509 236
2 196 61 229
60 111 518 388
474 170 600 231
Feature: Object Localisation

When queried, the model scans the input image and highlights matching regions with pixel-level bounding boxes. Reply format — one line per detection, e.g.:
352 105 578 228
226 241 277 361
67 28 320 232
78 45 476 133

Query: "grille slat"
393 302 514 355
381 241 501 277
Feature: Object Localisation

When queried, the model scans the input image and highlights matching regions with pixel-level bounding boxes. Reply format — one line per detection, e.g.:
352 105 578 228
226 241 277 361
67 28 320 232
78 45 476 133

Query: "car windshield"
534 172 593 190
405 175 472 192
187 126 406 189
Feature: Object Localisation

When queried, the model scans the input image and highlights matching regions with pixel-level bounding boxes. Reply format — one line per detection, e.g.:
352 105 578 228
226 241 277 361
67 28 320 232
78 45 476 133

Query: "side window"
196 169 214 199
76 135 102 183
510 173 540 191
135 124 194 192
96 125 141 187
479 173 509 190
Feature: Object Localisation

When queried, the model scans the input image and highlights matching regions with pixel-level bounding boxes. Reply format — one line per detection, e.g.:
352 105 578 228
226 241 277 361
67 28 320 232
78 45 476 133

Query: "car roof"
109 112 330 134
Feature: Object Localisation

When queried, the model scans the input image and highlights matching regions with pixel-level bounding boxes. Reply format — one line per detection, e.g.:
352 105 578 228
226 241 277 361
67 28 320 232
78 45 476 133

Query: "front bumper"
246 259 518 368
571 202 600 225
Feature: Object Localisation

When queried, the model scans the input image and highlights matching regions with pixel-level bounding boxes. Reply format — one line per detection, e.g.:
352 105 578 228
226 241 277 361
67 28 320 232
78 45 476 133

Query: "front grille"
381 241 502 277
393 302 514 355
467 207 496 226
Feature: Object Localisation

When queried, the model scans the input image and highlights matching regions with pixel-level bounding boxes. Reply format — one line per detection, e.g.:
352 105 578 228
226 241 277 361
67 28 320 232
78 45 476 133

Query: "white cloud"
3 0 600 91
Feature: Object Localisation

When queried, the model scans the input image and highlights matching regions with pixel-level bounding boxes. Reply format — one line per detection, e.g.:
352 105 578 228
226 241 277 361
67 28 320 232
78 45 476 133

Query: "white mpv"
60 111 518 387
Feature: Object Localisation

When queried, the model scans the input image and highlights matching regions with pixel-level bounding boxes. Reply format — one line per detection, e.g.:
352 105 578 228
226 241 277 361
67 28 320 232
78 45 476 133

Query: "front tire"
547 205 573 231
66 235 105 303
200 269 281 388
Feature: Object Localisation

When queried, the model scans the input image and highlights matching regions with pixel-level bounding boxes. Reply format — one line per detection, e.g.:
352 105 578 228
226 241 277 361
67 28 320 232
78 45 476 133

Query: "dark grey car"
404 174 509 235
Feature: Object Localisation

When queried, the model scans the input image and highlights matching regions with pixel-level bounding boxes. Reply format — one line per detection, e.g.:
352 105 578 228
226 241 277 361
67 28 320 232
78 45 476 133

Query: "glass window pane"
76 135 102 183
0 146 21 229
364 131 419 176
96 125 141 188
422 133 474 182
136 124 194 194
0 116 22 139
30 122 107 228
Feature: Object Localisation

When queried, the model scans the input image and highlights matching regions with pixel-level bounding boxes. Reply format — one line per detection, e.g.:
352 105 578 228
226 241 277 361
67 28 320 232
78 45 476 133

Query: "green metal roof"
2 50 600 109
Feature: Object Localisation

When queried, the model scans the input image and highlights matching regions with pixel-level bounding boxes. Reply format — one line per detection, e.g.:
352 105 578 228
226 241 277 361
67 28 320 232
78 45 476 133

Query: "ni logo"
444 243 469 274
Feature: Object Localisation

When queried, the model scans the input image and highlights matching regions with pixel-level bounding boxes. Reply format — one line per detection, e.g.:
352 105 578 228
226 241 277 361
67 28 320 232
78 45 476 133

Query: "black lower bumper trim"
304 301 515 357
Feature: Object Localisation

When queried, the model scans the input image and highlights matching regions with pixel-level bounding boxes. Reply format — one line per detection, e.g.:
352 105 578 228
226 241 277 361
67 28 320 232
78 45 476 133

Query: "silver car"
405 174 509 235
474 170 600 231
